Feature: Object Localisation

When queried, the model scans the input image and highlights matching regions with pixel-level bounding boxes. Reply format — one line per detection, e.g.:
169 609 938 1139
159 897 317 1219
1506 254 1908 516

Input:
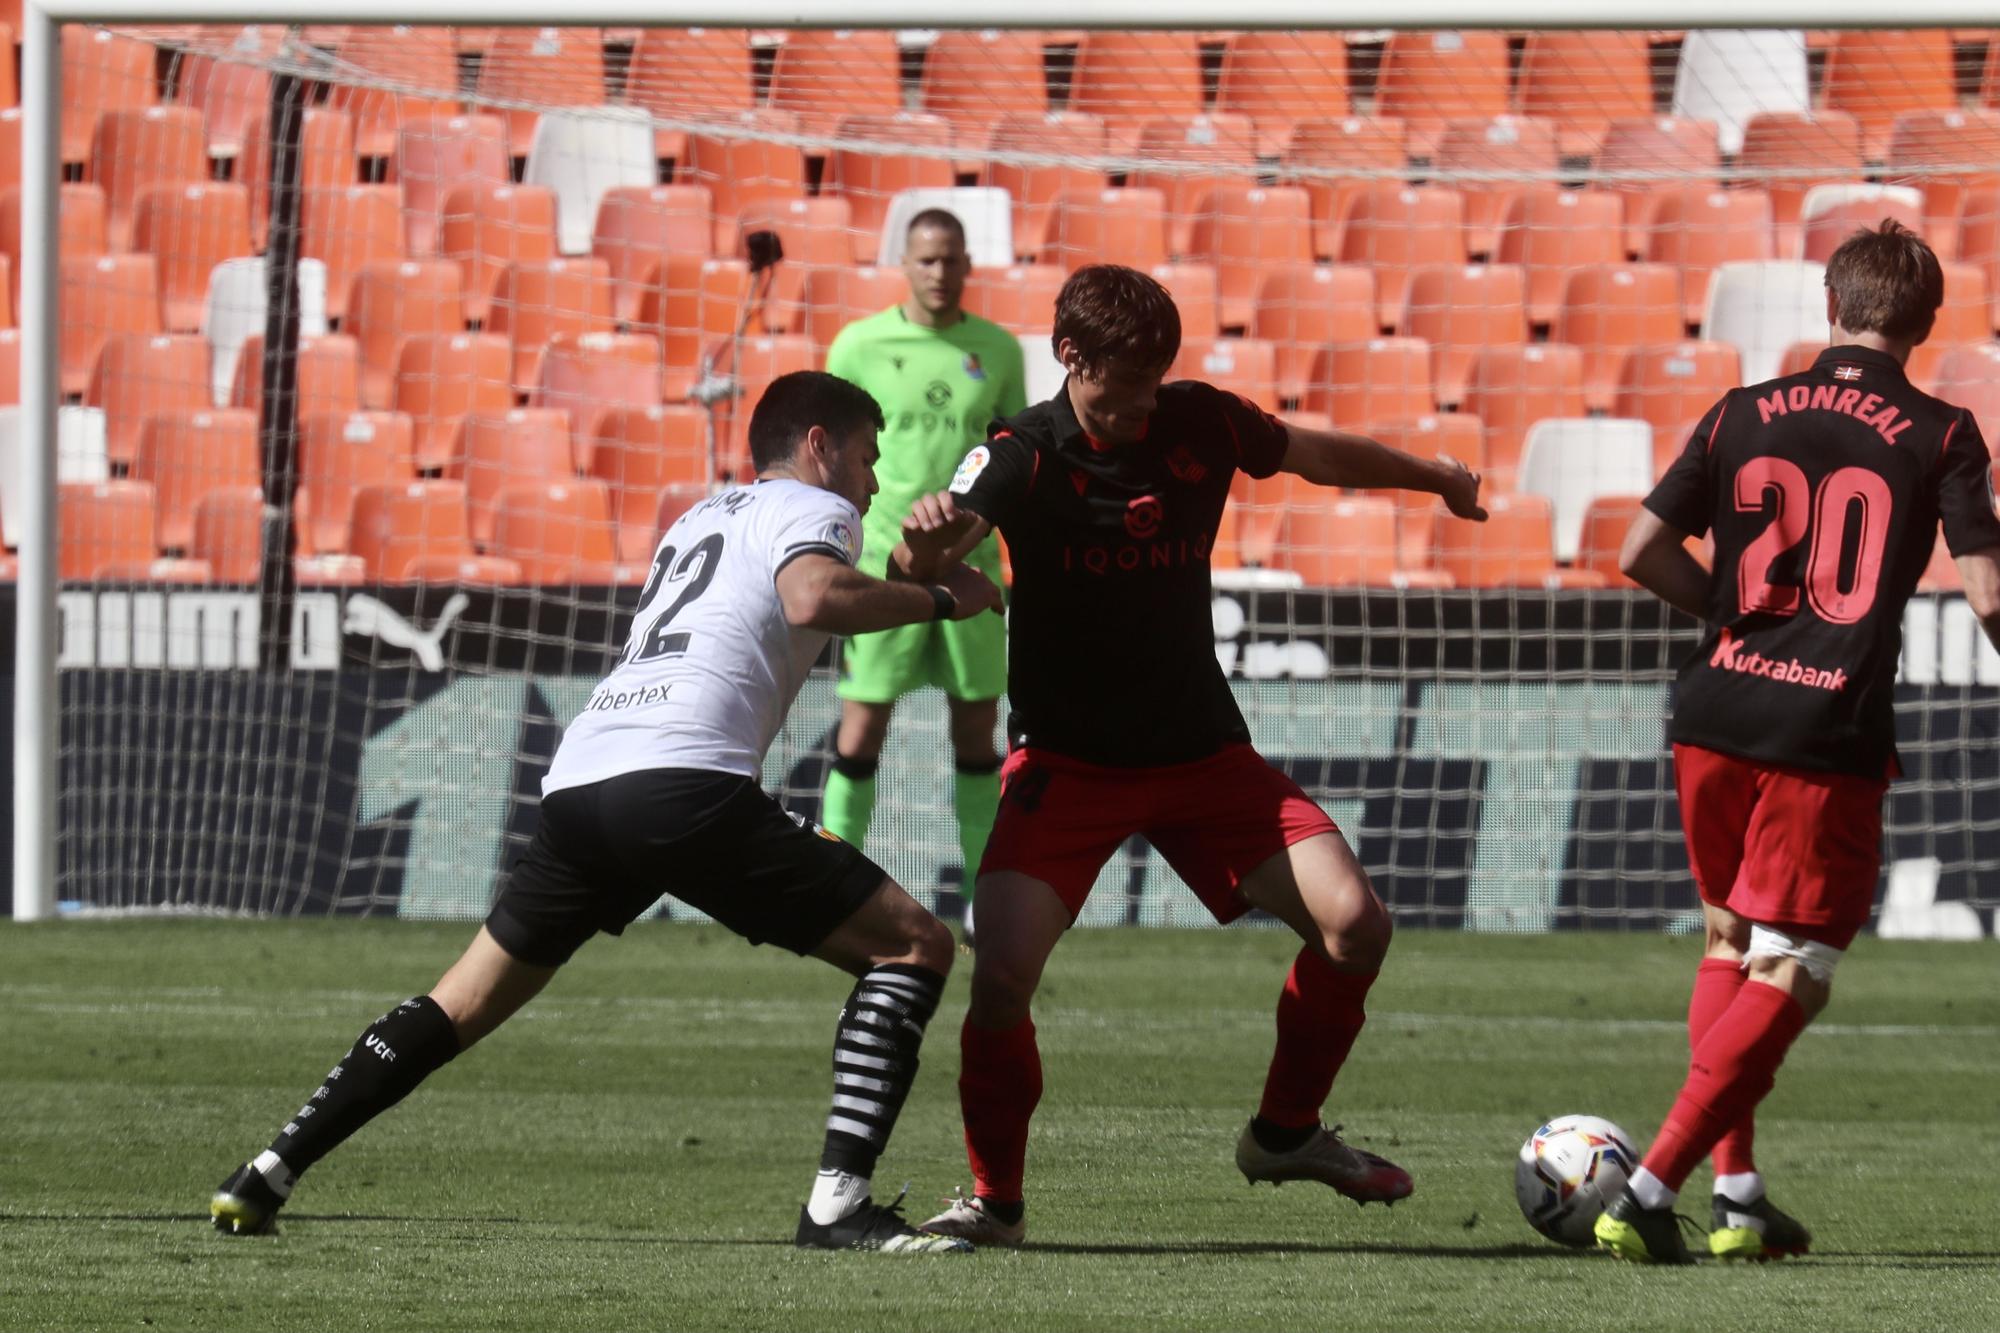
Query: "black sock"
829 752 880 780
818 964 945 1179
267 995 461 1176
978 1197 1026 1225
1249 1115 1318 1154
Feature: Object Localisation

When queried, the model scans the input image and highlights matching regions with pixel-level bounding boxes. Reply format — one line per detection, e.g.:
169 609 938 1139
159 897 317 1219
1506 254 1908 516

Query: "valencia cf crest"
963 352 986 381
1833 365 1864 381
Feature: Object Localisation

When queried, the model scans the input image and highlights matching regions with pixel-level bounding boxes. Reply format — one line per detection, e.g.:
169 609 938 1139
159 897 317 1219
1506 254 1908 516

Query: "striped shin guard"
819 963 946 1178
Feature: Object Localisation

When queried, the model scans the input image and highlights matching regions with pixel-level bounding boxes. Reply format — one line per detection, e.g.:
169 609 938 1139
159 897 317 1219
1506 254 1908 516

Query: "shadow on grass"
0 1212 527 1225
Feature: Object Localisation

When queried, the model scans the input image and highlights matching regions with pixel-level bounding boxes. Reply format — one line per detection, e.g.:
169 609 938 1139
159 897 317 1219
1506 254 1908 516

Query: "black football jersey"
949 379 1290 766
1645 344 2000 777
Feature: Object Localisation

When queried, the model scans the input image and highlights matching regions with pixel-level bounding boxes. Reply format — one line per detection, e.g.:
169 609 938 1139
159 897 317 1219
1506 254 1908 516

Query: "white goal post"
14 6 2000 929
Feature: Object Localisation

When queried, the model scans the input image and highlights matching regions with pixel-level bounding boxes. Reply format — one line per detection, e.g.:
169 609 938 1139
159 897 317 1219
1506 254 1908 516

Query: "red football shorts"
977 743 1340 923
1672 743 1888 950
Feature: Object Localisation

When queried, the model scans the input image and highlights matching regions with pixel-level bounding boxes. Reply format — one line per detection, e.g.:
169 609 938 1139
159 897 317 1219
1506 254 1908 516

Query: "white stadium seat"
1701 260 1827 386
0 405 111 543
1517 417 1655 562
1019 330 1066 405
1672 29 1810 157
200 256 329 407
523 105 660 256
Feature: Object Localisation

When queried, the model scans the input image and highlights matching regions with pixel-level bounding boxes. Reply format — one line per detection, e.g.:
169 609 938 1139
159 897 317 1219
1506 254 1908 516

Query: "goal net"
18 20 2000 938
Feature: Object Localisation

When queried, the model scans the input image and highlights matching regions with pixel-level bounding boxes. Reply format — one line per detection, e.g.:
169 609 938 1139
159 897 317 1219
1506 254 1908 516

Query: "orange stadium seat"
1278 116 1406 262
90 107 208 251
981 113 1109 261
1886 110 2000 261
1375 30 1510 158
1738 112 1865 259
592 184 714 322
392 331 514 471
347 259 465 409
1905 260 1992 390
486 257 616 393
714 334 816 478
1495 187 1627 326
391 115 511 258
0 184 105 311
60 254 161 397
1040 188 1169 274
1148 262 1221 339
1131 115 1260 257
188 485 264 582
1958 185 2000 331
85 333 212 469
488 479 626 583
0 24 14 108
1185 186 1315 332
822 114 957 264
229 333 361 422
588 403 708 560
920 30 1049 150
1574 494 1647 586
1249 264 1376 406
768 29 901 138
1303 338 1435 426
1433 116 1560 259
0 328 17 406
0 107 20 191
61 27 157 167
59 480 159 580
1276 491 1425 588
454 407 575 544
1801 191 1927 264
1775 341 1827 379
1067 32 1204 156
962 265 1066 338
131 183 252 333
1337 184 1466 330
1434 491 1603 588
679 116 810 256
531 331 663 468
1367 414 1485 568
327 26 461 159
1460 342 1587 485
1597 117 1722 256
1170 337 1279 411
131 408 260 550
239 108 357 251
740 196 857 330
626 28 755 161
1643 187 1776 324
1554 263 1684 412
1215 31 1350 159
437 183 560 325
299 184 403 324
1932 341 2000 446
799 265 910 350
348 480 521 582
1824 29 1956 162
294 410 418 556
473 28 606 152
1610 340 1742 473
172 25 281 161
633 256 751 396
1400 263 1528 409
1515 31 1653 160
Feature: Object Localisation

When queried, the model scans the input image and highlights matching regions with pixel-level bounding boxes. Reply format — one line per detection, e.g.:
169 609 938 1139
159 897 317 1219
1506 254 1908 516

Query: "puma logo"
343 592 470 673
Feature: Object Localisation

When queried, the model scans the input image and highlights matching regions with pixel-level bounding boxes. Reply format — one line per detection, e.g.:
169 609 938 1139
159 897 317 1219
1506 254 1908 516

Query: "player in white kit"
209 372 1002 1254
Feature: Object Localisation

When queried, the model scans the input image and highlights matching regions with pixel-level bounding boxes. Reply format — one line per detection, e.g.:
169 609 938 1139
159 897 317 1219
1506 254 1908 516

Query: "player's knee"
967 957 1036 1026
1744 925 1839 1017
905 912 956 976
1325 904 1391 972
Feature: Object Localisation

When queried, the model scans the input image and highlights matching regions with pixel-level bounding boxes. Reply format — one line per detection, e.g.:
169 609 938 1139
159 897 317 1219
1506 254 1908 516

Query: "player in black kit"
893 264 1487 1247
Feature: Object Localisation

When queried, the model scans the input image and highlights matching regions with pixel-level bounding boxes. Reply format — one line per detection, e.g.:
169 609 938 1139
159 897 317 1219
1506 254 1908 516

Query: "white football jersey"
543 479 863 792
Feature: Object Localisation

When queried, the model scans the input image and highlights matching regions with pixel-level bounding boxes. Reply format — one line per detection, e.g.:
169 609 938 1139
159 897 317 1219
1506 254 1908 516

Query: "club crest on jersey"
1833 365 1864 381
963 352 986 381
949 444 991 494
1166 446 1209 484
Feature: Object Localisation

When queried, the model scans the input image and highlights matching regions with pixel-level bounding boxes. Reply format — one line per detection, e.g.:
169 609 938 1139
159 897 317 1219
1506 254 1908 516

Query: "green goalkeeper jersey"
825 305 1028 573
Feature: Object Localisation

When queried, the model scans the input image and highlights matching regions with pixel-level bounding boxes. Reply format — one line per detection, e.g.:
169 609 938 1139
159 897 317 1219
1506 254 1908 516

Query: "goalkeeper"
822 209 1026 909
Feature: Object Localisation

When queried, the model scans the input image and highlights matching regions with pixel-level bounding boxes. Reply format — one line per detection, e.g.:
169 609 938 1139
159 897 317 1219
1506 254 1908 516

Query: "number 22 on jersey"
628 532 726 664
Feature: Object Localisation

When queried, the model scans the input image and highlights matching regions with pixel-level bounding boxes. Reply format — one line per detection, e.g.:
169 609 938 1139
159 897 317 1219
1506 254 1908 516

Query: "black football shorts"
485 768 887 966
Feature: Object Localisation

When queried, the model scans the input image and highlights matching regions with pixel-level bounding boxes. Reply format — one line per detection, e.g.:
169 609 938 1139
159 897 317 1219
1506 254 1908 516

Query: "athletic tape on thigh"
1745 924 1844 984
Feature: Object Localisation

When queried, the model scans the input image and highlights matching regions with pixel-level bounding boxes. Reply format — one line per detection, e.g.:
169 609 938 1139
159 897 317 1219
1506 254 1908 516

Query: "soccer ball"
1513 1114 1639 1246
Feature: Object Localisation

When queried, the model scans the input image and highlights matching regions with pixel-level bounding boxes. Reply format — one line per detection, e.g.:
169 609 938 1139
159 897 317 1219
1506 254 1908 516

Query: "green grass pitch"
2 920 1997 1332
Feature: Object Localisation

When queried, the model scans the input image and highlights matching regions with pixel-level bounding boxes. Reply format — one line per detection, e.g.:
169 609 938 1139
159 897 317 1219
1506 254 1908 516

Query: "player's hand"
1437 454 1487 521
903 490 966 540
938 562 1004 621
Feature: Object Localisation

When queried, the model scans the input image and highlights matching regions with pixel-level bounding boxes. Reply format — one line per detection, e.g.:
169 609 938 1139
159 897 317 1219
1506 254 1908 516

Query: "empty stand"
1495 187 1627 326
1611 340 1743 473
679 115 810 255
1824 29 1956 161
523 106 659 257
1515 31 1653 159
800 265 911 350
1215 31 1351 158
131 183 252 334
1433 491 1605 589
132 408 260 550
188 485 266 582
920 30 1049 149
1278 116 1406 262
60 254 161 397
768 28 902 138
347 259 465 409
393 331 515 471
1249 263 1376 406
1434 116 1560 259
1886 109 2000 261
631 255 750 394
437 183 560 325
1671 29 1808 156
349 480 521 582
239 108 357 251
61 26 157 167
485 257 616 392
1376 30 1510 158
472 27 607 151
1040 188 1169 274
296 410 417 556
1400 263 1528 409
1554 263 1684 411
1460 342 1587 485
454 407 575 544
200 256 329 407
531 331 663 468
981 113 1109 262
1338 185 1466 331
591 184 714 322
390 114 511 257
1302 338 1435 426
172 25 281 161
85 333 212 468
1643 187 1777 324
1067 32 1204 155
58 480 158 580
488 479 625 582
90 106 208 251
587 403 708 562
823 114 958 264
228 332 361 423
1597 117 1723 256
626 27 755 161
1130 115 1261 256
327 25 461 159
1517 418 1656 561
1700 260 1830 384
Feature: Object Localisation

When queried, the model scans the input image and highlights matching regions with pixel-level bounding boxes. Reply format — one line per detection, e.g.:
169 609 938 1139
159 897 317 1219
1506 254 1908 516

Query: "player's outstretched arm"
889 490 994 583
1620 508 1710 621
1276 424 1487 520
776 552 1001 635
1956 546 2000 651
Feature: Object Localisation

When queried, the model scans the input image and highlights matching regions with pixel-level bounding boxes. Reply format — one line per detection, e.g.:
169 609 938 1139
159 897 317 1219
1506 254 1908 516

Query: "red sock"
959 1015 1041 1203
1256 947 1377 1128
1643 981 1807 1192
1688 958 1756 1177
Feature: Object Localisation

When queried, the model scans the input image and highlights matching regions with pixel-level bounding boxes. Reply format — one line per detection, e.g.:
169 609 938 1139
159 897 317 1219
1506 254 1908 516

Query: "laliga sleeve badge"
950 444 991 494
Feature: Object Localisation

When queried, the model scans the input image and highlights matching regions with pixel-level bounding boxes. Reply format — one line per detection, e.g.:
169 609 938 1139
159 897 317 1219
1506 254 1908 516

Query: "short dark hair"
1052 264 1181 378
1825 219 1944 343
747 370 884 472
905 208 966 248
